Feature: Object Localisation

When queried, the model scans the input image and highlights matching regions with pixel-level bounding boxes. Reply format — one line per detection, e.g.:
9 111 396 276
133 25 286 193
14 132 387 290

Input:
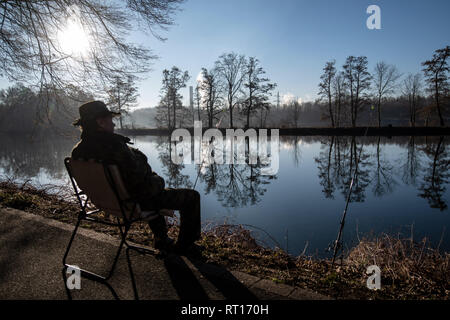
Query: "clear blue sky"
1 0 449 108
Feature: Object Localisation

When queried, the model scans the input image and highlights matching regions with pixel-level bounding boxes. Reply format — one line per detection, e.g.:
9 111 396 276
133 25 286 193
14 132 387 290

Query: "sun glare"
58 17 90 57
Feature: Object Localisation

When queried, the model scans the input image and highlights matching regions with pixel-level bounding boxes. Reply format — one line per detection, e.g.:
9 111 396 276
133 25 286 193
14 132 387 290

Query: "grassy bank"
0 180 448 300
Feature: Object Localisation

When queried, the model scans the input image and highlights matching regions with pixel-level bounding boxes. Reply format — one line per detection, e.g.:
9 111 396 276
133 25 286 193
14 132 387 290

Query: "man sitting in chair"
71 101 201 254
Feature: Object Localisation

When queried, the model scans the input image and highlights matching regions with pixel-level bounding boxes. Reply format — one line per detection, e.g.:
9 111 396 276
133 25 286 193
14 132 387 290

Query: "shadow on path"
186 257 258 300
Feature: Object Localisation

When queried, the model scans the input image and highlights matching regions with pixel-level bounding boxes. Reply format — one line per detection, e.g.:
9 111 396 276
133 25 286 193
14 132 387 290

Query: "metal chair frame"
62 157 166 300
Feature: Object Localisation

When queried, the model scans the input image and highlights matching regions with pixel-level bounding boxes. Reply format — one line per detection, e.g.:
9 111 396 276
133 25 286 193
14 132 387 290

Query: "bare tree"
332 71 347 127
106 75 139 129
402 73 422 127
343 56 372 127
373 62 402 127
241 57 276 129
422 46 449 126
198 67 223 128
0 0 184 115
160 66 190 129
214 52 247 128
155 92 171 128
318 60 336 127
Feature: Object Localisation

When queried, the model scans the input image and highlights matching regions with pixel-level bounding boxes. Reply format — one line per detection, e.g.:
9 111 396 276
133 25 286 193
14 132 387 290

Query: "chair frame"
62 157 165 300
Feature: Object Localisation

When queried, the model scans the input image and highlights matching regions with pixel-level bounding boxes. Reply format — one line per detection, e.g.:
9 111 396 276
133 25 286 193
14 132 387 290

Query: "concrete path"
0 206 329 300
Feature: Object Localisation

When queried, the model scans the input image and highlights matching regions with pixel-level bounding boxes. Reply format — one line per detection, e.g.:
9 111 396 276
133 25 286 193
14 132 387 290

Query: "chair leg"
62 215 131 299
63 215 82 267
105 223 130 280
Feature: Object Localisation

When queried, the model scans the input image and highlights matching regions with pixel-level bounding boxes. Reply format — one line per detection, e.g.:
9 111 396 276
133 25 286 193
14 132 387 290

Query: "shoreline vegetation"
0 180 448 300
116 126 450 137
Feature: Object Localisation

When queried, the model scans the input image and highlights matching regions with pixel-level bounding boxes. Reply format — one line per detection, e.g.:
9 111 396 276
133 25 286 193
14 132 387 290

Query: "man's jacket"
71 131 165 200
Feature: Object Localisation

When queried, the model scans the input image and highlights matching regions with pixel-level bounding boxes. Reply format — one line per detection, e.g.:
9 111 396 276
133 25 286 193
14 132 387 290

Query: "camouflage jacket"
71 131 165 200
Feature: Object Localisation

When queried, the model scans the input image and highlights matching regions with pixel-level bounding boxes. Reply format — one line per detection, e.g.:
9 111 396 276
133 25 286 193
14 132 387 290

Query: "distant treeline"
0 84 86 135
0 83 448 135
149 47 450 130
0 46 448 134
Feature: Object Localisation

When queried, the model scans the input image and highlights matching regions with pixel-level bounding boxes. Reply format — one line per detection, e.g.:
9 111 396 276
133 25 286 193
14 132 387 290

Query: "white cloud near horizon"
282 93 303 105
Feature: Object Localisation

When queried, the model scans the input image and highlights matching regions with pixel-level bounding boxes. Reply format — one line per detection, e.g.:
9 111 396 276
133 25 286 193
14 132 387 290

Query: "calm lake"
1 133 449 258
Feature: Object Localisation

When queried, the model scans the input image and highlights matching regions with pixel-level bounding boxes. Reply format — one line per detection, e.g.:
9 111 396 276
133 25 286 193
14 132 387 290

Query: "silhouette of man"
71 101 201 253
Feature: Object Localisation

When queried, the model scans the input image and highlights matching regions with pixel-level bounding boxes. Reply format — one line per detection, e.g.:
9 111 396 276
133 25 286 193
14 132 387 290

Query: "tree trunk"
377 97 382 128
328 96 334 128
229 93 233 128
246 90 253 129
208 101 213 128
351 102 356 128
167 100 171 129
328 81 334 127
172 93 176 129
337 100 341 128
409 96 413 127
118 91 123 129
435 80 444 126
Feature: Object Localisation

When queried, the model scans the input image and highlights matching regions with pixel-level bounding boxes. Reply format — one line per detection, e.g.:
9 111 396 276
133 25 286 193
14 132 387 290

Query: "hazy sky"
1 0 449 108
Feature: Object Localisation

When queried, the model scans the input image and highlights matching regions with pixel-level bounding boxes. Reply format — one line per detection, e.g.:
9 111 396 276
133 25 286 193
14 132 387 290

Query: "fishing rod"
331 125 370 266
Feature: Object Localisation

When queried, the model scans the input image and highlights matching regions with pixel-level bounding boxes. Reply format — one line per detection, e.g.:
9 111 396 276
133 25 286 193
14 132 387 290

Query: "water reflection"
401 136 421 186
419 136 449 211
313 136 372 202
1 134 449 210
155 137 193 189
308 135 449 211
1 133 449 255
154 136 276 208
0 133 76 184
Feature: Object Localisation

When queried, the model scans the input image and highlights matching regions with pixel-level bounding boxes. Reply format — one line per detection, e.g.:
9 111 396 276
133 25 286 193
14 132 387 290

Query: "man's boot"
148 216 174 251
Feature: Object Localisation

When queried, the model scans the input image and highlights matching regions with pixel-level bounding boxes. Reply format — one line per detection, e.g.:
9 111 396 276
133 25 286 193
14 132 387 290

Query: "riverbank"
0 180 448 299
117 126 450 137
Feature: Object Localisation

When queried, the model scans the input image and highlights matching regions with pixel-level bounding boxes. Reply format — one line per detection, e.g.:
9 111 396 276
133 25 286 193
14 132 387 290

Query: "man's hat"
73 101 120 126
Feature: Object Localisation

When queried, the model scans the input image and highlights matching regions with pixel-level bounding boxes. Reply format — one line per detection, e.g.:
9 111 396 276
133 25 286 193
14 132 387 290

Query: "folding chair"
62 157 173 299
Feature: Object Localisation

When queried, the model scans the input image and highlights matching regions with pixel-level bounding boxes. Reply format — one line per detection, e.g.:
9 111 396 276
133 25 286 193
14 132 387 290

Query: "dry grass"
344 234 450 299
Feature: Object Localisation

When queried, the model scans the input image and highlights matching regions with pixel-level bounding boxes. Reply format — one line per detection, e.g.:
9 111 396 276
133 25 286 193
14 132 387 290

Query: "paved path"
0 207 329 300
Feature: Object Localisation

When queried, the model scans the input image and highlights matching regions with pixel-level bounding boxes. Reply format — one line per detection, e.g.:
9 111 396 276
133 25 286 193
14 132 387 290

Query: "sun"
58 17 90 57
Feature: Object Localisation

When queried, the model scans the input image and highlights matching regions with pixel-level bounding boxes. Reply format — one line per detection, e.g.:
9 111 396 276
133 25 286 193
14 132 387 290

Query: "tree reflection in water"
313 135 450 211
0 134 449 212
156 136 276 208
419 136 449 211
0 133 76 182
401 136 421 186
314 136 371 202
155 136 193 189
372 136 397 197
